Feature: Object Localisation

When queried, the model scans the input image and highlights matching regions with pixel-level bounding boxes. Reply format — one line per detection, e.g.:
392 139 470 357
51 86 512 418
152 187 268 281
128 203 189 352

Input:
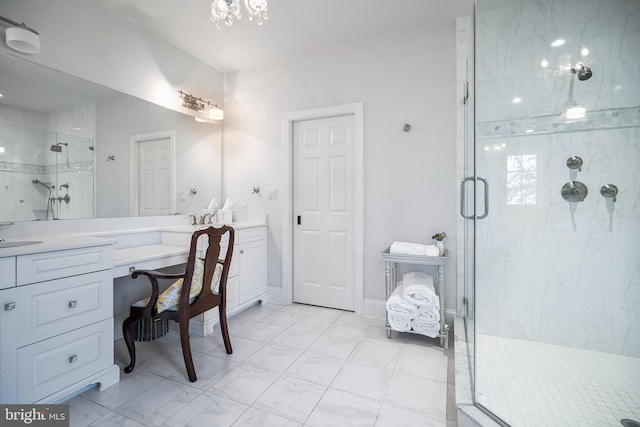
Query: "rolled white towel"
411 315 441 338
388 313 412 332
402 282 439 309
403 271 434 287
417 305 441 322
390 242 439 257
385 284 418 319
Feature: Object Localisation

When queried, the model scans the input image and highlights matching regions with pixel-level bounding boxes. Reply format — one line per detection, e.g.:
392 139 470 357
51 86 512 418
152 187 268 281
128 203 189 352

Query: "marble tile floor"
66 302 456 426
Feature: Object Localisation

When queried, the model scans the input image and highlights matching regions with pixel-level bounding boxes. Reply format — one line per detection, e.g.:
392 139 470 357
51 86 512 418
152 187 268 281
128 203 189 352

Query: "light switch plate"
267 188 278 200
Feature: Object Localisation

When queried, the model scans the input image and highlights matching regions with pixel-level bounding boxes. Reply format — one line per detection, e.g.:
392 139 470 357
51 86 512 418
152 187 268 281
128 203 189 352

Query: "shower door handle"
477 177 489 219
460 177 474 219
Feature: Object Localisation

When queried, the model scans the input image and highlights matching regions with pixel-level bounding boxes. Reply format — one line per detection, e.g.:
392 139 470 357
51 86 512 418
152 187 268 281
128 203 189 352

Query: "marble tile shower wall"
0 104 95 221
476 0 640 124
475 0 640 357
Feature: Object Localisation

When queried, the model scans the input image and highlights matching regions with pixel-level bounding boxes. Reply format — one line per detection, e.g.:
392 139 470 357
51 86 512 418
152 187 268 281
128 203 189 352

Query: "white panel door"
293 115 355 310
138 138 171 216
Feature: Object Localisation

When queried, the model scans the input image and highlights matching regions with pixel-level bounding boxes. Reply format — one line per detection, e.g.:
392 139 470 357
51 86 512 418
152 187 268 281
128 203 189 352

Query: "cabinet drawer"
17 245 113 285
16 270 113 347
238 227 266 244
0 257 16 290
17 318 113 403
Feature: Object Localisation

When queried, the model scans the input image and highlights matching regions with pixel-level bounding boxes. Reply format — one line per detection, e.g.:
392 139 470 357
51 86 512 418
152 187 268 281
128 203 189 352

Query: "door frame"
281 103 364 315
129 130 176 216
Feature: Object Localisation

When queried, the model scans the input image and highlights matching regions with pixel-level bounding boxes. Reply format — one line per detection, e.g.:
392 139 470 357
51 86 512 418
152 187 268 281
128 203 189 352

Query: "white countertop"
159 223 266 233
112 244 187 267
0 235 116 257
0 222 267 278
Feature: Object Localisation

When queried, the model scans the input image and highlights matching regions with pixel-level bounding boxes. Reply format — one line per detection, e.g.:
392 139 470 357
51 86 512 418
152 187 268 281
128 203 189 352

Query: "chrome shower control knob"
600 184 618 202
566 156 583 172
561 181 588 202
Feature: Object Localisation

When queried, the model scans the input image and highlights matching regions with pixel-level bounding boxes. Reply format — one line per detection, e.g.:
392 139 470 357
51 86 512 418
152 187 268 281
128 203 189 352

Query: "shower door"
474 0 640 425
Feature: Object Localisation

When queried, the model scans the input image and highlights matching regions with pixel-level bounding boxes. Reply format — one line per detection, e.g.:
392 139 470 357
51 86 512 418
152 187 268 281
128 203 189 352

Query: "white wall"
222 23 458 311
1 0 224 117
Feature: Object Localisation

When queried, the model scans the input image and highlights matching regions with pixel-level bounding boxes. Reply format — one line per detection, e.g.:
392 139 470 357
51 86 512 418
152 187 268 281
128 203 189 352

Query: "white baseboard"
267 285 282 305
363 298 386 320
445 309 456 326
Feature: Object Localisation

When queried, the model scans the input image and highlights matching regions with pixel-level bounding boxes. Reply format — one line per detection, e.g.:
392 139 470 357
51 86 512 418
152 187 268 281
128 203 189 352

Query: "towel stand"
381 247 449 348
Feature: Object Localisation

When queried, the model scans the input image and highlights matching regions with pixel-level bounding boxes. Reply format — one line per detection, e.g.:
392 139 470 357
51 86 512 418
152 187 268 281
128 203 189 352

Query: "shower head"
49 142 67 152
570 62 593 81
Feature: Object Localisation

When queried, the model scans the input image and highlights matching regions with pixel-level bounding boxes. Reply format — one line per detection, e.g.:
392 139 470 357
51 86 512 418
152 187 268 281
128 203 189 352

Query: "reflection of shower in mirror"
49 142 67 152
31 179 55 220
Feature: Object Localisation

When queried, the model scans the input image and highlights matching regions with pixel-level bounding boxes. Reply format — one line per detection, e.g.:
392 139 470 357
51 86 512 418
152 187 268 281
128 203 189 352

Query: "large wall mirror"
0 51 222 222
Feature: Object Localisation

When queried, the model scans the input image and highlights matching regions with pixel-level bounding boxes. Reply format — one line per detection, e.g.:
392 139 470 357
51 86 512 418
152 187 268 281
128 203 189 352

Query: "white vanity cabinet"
0 257 16 290
0 244 119 404
190 225 267 336
236 227 267 304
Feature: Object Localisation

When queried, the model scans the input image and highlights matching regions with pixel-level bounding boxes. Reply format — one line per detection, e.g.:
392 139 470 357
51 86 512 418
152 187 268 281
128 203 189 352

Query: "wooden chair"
122 225 234 382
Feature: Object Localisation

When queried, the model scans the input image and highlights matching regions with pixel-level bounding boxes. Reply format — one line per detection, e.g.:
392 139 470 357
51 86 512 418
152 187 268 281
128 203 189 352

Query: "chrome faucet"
0 222 14 242
200 213 214 225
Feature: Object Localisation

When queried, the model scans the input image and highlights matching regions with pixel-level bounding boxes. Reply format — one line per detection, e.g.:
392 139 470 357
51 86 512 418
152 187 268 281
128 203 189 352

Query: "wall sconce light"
178 90 224 122
209 106 224 121
0 16 40 54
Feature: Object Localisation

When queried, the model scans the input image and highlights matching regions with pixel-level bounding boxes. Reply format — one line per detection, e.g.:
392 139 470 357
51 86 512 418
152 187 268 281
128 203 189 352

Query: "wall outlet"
267 188 278 200
178 191 187 201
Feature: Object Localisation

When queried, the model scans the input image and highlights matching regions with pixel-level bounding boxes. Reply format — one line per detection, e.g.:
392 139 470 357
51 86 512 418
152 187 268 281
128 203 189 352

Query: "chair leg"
219 305 233 354
179 320 197 382
122 317 137 374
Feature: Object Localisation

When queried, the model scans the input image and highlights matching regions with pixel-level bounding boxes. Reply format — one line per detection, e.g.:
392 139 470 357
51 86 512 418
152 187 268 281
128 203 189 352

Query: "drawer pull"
4 302 15 311
68 300 78 308
68 355 78 363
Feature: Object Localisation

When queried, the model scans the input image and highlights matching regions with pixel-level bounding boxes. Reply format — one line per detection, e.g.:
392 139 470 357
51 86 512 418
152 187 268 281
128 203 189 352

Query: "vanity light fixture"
209 106 224 121
0 16 40 54
178 90 224 122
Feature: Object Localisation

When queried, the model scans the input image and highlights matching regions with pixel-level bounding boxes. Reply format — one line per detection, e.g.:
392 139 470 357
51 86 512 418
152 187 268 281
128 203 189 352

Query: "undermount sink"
0 240 43 248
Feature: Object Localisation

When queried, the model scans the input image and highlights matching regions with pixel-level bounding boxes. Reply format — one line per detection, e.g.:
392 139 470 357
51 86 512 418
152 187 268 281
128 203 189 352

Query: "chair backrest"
179 225 235 313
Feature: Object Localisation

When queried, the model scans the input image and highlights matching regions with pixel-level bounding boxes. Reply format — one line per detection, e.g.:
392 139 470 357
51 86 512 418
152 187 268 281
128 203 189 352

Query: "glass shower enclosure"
465 0 640 425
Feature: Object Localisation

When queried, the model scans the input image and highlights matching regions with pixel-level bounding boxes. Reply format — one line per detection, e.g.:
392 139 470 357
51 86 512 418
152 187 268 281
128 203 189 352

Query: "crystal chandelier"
210 0 268 28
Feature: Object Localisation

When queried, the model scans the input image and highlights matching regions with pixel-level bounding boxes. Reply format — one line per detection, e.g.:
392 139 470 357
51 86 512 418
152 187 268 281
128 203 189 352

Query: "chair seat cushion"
132 259 223 313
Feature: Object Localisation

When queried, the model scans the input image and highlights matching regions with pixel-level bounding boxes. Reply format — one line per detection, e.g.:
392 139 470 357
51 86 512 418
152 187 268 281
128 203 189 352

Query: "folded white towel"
385 284 418 319
403 271 434 287
417 305 441 322
388 313 412 332
411 315 441 338
402 282 439 309
390 242 439 257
